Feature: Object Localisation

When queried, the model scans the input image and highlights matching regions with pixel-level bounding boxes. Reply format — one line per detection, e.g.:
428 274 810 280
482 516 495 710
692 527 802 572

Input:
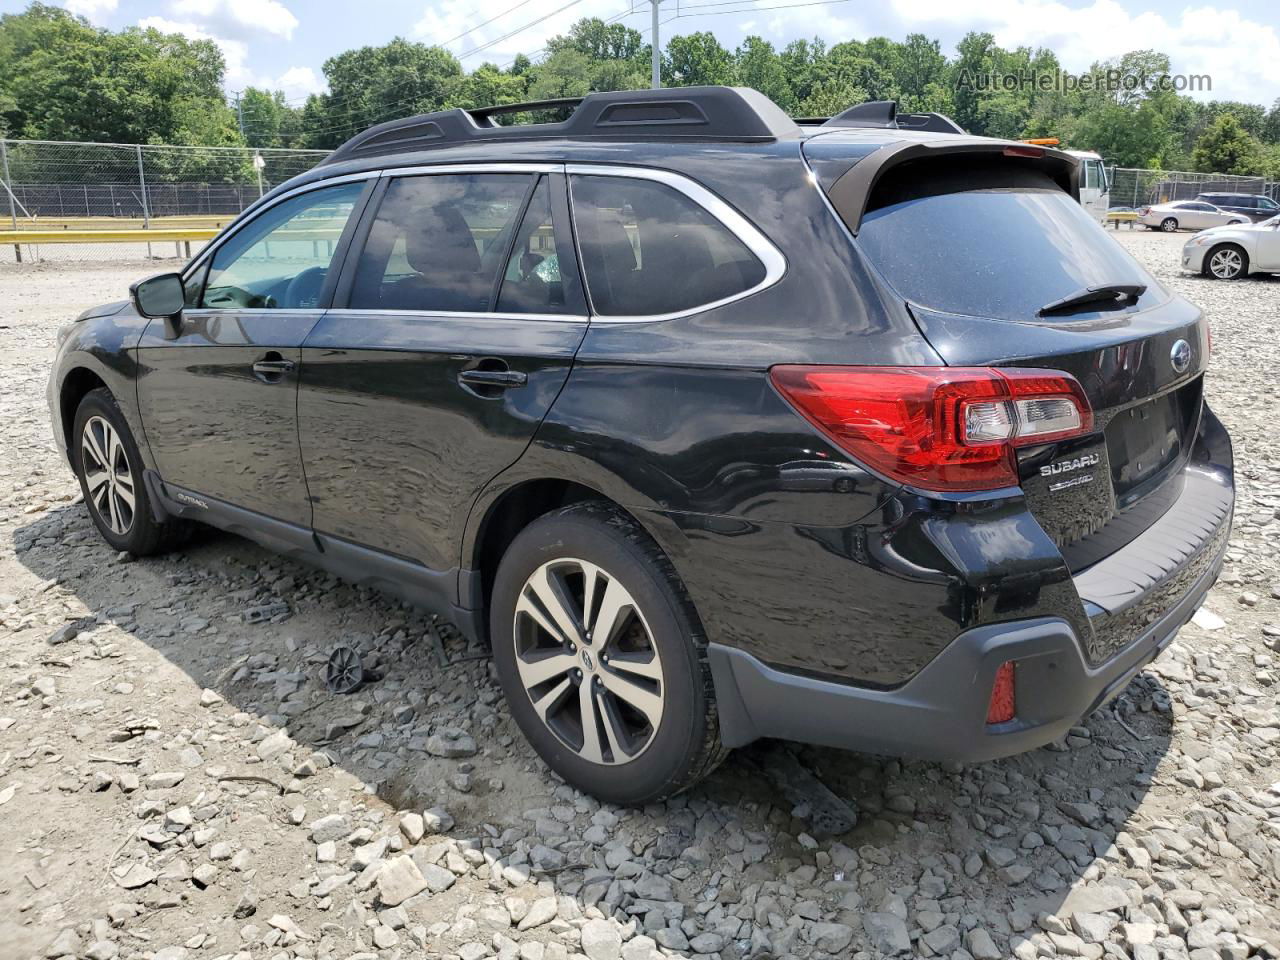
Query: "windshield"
856 163 1164 323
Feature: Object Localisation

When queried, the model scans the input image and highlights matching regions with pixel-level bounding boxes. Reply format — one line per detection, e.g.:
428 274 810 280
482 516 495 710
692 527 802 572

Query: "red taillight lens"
769 365 1092 492
986 661 1016 724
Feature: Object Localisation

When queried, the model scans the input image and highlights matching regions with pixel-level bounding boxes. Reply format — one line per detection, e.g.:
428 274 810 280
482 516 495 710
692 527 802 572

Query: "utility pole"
650 0 661 88
234 91 245 138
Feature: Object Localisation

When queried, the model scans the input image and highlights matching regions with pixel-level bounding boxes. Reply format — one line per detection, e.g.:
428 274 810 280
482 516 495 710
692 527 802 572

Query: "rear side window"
496 178 565 315
856 160 1161 323
570 175 765 317
349 173 532 312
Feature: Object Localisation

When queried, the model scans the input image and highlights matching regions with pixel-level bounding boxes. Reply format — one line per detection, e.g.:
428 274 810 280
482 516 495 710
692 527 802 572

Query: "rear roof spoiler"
322 86 801 165
826 139 1080 233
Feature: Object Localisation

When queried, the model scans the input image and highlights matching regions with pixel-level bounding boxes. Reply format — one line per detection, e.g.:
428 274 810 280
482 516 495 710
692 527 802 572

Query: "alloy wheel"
81 415 135 536
1209 248 1243 279
512 557 664 765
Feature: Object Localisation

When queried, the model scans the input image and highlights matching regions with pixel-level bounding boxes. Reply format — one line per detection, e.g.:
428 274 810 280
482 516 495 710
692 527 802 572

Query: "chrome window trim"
564 163 787 324
323 308 588 325
383 162 562 178
181 170 380 283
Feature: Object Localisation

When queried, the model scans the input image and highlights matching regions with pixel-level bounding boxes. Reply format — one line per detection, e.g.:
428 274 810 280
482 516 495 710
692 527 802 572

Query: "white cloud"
170 0 298 40
276 65 324 99
889 0 1280 103
64 0 117 21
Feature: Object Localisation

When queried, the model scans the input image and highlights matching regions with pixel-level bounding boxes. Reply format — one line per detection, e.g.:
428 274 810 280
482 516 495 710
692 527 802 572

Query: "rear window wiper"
1038 283 1147 316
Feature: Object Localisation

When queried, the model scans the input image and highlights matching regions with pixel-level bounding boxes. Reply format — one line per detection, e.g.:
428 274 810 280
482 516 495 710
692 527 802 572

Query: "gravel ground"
0 231 1278 960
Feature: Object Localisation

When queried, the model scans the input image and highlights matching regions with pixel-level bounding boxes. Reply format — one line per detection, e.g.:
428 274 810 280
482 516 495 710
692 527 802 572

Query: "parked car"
48 87 1233 805
1182 214 1280 278
1193 191 1280 223
1138 200 1250 231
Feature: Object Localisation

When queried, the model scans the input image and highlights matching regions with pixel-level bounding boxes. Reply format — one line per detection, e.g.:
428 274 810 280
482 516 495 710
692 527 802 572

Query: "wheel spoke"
107 487 124 533
515 650 577 689
106 426 124 474
605 651 663 681
579 561 604 636
599 694 631 762
599 669 663 727
114 483 135 512
589 576 634 652
91 480 111 514
82 423 108 471
85 470 110 494
577 680 604 764
523 566 584 645
529 676 572 722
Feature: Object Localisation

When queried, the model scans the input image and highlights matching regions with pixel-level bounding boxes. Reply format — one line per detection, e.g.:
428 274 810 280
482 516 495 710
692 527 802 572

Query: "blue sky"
6 0 1279 105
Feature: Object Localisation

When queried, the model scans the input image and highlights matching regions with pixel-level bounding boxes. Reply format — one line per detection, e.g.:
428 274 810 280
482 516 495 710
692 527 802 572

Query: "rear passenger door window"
570 174 767 318
348 173 532 312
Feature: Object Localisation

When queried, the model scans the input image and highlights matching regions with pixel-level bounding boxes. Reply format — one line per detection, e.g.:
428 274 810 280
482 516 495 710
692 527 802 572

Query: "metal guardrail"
0 228 220 244
6 215 236 231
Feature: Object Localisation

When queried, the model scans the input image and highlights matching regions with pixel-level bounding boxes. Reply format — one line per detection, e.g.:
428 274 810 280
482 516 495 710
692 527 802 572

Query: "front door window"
200 181 365 310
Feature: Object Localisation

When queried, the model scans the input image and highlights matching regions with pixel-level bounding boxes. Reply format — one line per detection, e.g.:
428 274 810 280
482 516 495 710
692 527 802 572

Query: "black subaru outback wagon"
49 87 1233 805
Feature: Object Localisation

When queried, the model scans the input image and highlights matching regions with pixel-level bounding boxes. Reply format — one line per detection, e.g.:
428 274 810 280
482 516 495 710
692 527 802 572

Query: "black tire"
490 501 726 805
72 388 188 555
1160 217 1179 232
1203 243 1249 280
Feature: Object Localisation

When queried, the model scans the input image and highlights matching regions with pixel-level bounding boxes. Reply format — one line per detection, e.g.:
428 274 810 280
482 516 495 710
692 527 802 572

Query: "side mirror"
130 272 185 337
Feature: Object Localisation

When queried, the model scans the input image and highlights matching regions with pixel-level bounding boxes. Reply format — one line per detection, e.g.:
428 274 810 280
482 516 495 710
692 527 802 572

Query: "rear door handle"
458 369 527 388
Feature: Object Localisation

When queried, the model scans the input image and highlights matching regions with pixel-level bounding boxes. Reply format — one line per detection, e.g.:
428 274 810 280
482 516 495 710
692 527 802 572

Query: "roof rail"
321 86 801 165
794 101 967 135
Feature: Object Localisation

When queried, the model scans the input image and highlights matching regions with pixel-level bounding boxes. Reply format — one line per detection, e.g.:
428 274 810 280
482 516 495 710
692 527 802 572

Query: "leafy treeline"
3 2 1280 178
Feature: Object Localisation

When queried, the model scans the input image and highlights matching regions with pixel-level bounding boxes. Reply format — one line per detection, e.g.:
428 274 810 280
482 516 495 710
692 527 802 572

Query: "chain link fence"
1106 167 1275 211
1 139 327 264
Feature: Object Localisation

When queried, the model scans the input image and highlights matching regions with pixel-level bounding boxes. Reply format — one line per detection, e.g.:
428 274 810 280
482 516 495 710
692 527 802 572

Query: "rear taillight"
769 365 1092 492
986 661 1016 724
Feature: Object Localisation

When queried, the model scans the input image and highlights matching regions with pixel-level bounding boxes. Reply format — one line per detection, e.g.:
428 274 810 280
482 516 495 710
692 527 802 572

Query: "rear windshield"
855 162 1163 322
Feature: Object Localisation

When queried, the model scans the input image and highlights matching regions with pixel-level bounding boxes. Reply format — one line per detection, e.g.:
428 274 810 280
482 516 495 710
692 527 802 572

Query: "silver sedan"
1182 215 1280 279
1139 200 1250 232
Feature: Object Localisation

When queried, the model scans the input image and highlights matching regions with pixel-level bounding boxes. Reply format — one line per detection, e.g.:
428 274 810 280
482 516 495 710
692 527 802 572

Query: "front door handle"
458 369 527 388
253 352 295 382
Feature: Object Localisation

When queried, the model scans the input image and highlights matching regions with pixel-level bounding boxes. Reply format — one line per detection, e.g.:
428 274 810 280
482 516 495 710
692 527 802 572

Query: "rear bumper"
710 465 1232 762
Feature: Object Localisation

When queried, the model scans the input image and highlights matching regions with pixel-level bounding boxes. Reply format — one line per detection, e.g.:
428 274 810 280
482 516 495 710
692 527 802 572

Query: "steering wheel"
284 266 328 309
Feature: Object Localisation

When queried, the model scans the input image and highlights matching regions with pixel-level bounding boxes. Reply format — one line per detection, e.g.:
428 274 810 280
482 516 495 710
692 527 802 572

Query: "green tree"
663 32 734 87
238 88 304 148
1192 113 1265 174
0 3 238 146
734 37 793 111
303 38 462 148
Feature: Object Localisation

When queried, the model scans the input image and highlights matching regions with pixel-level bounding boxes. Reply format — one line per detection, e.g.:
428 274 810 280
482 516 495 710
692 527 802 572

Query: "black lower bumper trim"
709 541 1223 762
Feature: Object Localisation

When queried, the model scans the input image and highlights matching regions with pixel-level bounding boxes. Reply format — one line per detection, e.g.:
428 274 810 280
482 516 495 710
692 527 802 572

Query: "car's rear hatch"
805 133 1209 573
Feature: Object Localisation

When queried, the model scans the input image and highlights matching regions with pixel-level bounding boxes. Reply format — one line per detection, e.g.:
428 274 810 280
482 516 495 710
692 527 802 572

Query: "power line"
457 0 589 60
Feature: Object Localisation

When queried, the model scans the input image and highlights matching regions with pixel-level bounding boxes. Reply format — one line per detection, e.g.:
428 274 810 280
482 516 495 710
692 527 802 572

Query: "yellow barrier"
1106 211 1138 221
0 228 219 244
9 215 236 231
